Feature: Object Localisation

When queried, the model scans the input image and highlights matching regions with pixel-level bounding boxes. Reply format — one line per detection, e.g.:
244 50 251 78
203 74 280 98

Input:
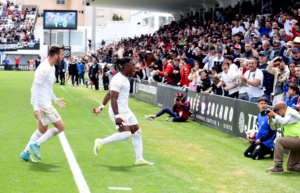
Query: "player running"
20 45 66 162
93 57 154 165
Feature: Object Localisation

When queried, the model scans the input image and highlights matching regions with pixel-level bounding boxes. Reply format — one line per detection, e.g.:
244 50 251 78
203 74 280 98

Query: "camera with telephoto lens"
265 108 274 114
176 97 180 102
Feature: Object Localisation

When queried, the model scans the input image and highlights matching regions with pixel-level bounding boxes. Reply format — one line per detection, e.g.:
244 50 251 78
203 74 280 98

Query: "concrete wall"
96 11 173 43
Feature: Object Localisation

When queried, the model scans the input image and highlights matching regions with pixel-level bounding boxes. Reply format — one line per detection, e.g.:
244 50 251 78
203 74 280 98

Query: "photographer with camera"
265 101 300 173
145 93 190 122
244 97 275 160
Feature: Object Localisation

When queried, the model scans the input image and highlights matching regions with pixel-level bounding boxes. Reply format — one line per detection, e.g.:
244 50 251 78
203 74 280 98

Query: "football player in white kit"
20 45 66 161
93 57 153 165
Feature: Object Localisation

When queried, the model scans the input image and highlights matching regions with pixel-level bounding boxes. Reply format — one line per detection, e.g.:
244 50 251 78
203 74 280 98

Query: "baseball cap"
253 34 259 38
234 44 241 49
292 48 300 53
176 93 184 98
250 33 256 36
259 51 268 56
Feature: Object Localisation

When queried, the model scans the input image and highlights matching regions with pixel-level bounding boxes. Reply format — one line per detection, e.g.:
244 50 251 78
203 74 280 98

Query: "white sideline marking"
59 86 66 90
108 187 132 190
59 132 91 193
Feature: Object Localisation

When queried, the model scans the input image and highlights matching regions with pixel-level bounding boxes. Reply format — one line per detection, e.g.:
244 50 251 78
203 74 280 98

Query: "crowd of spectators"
0 1 37 44
74 0 300 107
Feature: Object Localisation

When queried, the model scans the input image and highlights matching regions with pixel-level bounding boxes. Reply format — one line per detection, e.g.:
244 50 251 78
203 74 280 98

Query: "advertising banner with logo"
130 80 157 105
0 42 18 51
187 91 236 135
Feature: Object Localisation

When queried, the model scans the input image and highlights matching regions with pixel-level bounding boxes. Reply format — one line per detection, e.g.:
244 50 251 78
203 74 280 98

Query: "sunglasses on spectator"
275 62 281 66
274 45 280 47
259 55 266 57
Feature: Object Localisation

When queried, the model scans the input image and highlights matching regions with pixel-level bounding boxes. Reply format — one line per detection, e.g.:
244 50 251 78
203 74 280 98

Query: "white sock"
24 129 43 153
132 129 143 162
100 131 131 145
36 127 60 146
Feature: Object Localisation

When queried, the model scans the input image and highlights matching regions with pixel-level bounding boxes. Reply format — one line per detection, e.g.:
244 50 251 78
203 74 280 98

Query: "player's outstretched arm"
51 92 66 109
93 90 111 116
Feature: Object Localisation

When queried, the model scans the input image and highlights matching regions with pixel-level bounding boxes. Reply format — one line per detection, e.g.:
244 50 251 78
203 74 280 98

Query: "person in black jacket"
59 60 67 85
204 76 225 96
54 64 59 83
68 58 79 86
196 70 211 98
102 62 109 90
257 51 274 104
90 58 100 90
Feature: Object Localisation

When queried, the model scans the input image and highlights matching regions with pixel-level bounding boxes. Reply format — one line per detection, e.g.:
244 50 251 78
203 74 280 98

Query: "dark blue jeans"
156 108 186 122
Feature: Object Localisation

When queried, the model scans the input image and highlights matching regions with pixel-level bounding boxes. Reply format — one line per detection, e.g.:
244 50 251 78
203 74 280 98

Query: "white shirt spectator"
232 26 246 36
221 70 239 95
284 19 297 35
244 68 264 97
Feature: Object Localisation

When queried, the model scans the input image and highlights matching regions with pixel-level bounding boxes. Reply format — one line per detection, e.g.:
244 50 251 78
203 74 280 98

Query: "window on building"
57 0 66 5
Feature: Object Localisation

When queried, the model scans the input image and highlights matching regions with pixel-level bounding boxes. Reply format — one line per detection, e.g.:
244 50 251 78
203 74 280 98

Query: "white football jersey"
109 72 130 112
31 59 55 109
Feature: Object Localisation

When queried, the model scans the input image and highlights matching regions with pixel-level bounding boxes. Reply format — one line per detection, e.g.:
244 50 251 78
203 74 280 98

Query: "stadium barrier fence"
130 79 285 142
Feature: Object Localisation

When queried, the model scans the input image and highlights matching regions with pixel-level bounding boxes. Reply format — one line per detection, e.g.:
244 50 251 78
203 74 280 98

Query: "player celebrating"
93 57 154 165
20 45 66 162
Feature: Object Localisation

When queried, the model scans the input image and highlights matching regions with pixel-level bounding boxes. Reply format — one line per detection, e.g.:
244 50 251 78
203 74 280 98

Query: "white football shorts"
109 108 138 129
40 106 61 126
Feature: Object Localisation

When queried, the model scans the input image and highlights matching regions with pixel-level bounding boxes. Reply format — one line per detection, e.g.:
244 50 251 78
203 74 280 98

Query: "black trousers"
71 73 79 85
229 91 239 99
55 72 59 83
60 72 65 85
244 143 273 160
4 65 8 70
91 75 99 90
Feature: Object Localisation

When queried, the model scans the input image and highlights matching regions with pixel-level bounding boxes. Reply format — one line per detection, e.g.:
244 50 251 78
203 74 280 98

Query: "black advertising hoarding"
187 91 236 136
130 80 287 153
131 80 157 105
0 42 18 51
156 83 182 109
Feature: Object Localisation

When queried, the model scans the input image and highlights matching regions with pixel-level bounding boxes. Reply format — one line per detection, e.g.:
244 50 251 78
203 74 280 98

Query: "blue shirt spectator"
77 62 84 73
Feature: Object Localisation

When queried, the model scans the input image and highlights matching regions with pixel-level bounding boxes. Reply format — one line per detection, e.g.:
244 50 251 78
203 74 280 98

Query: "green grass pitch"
0 71 300 193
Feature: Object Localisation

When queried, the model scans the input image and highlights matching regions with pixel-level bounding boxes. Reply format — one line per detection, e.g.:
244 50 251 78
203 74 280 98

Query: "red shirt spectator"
7 8 11 15
179 66 191 87
15 56 20 65
157 59 175 84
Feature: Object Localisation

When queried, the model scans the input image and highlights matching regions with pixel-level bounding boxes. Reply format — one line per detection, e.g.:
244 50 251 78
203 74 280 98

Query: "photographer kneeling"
145 93 190 122
244 97 275 160
266 101 300 173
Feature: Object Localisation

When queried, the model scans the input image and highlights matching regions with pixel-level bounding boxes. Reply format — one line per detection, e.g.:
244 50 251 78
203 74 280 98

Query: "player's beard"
56 56 61 65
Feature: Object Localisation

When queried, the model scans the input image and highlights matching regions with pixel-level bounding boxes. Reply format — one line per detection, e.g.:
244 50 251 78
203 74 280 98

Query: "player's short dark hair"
257 97 268 103
49 44 64 57
114 57 132 72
